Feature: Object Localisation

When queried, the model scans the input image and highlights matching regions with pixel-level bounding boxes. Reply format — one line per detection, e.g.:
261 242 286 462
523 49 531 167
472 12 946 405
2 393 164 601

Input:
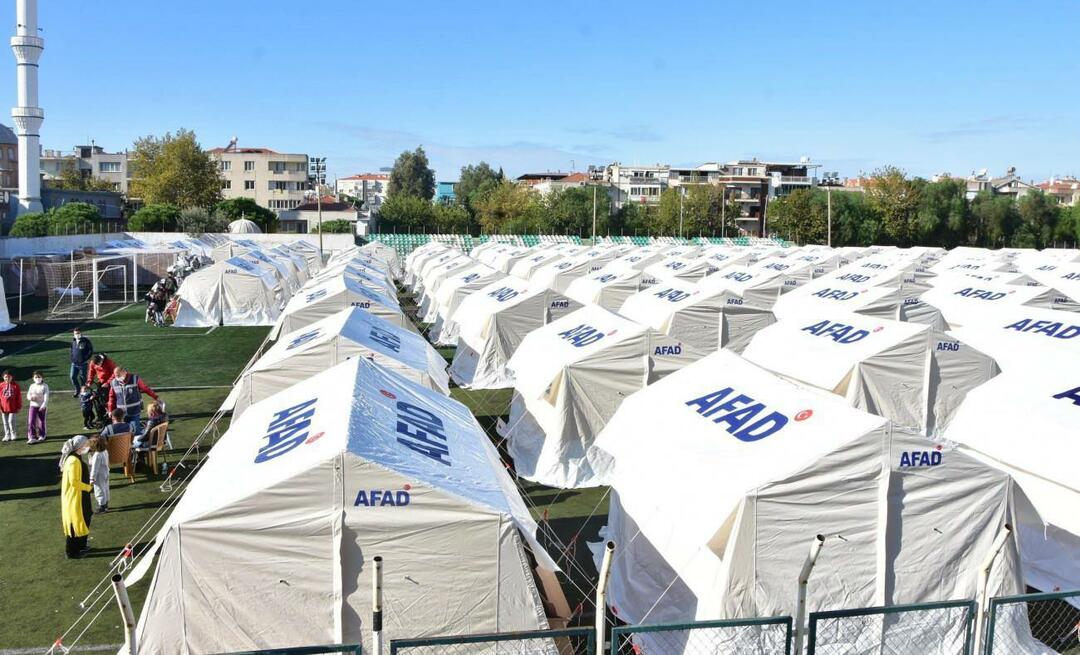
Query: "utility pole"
827 185 832 247
591 185 597 244
309 157 327 257
678 187 685 239
721 187 726 240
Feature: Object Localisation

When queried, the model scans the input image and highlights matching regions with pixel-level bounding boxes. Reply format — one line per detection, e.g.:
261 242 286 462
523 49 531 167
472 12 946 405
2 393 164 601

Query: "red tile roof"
208 147 279 154
340 173 390 181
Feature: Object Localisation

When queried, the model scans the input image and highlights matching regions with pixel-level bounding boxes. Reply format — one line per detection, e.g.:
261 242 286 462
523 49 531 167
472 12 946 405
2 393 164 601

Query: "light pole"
591 184 597 244
309 157 326 257
678 187 685 239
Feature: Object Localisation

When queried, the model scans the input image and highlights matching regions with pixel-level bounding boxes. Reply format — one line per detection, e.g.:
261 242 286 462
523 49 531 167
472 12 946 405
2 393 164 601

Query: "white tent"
773 280 948 329
489 247 534 274
270 245 313 285
503 305 703 488
404 244 449 288
413 251 466 296
602 248 667 273
510 250 566 280
641 256 718 285
619 281 776 355
596 350 1023 635
0 275 13 331
564 268 653 312
229 307 450 417
448 277 581 389
529 256 601 294
427 263 506 346
271 275 411 340
946 306 1080 371
127 357 561 654
358 241 402 279
743 311 998 436
237 251 300 296
417 256 476 321
228 218 262 234
920 278 1077 328
174 258 284 327
941 353 1080 596
312 259 396 295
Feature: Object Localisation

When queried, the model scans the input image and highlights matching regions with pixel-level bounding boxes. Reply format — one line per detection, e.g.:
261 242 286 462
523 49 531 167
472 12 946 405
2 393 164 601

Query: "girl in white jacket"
26 371 49 443
88 436 110 512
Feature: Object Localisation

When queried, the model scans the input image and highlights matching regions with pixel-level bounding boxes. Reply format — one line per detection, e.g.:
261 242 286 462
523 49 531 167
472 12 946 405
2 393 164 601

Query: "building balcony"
780 175 816 185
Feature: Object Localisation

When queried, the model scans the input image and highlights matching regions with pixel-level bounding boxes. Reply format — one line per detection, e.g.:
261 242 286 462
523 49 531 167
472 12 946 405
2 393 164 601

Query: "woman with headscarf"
60 435 93 559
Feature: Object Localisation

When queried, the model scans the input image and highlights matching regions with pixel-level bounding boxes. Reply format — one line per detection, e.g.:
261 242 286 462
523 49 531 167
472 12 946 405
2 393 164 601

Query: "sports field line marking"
0 645 122 655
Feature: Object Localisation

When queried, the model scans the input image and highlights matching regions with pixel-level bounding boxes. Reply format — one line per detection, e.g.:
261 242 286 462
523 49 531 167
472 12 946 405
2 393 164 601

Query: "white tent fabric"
427 263 506 346
596 350 1023 631
174 258 284 327
312 259 396 295
227 218 262 234
564 268 654 312
695 264 804 309
0 275 13 331
920 278 1078 328
236 251 299 296
773 280 948 330
448 277 581 389
128 357 557 654
742 311 999 436
270 246 312 286
413 251 466 296
941 354 1080 596
510 250 566 280
229 307 450 418
404 244 450 288
641 256 719 285
503 305 703 488
358 241 402 279
271 275 411 340
619 281 776 355
602 248 667 273
946 306 1080 371
529 256 602 294
417 256 477 322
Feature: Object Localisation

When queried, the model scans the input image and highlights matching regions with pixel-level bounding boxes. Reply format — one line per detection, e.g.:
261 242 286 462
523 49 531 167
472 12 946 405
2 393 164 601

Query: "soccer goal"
42 254 133 320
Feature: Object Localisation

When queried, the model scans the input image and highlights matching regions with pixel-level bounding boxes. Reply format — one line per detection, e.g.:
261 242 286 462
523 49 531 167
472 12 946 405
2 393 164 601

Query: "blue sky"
4 1 1078 183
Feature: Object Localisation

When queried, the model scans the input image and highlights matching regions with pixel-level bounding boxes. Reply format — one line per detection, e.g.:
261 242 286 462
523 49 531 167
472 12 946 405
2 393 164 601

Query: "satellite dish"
978 168 988 177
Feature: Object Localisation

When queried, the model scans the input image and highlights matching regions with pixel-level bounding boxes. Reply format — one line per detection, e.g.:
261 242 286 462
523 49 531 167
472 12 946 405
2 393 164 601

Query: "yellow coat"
61 455 93 537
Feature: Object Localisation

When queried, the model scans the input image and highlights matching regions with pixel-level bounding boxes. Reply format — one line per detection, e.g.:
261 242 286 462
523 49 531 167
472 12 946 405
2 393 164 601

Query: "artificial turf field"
0 291 607 650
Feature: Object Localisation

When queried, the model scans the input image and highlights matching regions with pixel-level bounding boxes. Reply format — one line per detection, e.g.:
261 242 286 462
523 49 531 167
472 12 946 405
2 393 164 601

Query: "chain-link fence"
225 645 361 655
985 590 1080 654
610 616 792 655
389 627 595 655
807 599 976 654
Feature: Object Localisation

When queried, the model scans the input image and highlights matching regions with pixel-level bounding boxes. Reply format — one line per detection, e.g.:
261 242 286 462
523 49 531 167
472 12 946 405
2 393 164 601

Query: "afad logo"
488 286 520 302
286 328 322 350
801 320 872 344
1052 385 1080 406
684 387 793 442
557 323 610 348
653 342 682 356
1003 318 1080 339
354 484 412 508
654 287 691 303
254 398 320 463
392 392 453 467
838 273 870 283
899 444 942 468
595 273 617 283
812 287 859 301
305 288 328 303
369 325 402 353
955 287 1011 301
461 273 481 284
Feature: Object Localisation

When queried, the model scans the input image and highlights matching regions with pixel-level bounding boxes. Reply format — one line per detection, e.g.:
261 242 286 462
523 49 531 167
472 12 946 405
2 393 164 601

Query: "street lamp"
309 157 327 257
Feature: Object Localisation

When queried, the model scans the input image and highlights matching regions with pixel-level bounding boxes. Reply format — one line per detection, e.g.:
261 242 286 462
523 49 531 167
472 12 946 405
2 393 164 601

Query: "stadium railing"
984 589 1080 654
389 627 595 654
610 616 792 655
806 599 976 655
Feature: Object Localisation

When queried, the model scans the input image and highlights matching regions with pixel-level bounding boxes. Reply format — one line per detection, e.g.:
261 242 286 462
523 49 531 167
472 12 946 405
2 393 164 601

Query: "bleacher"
368 233 791 258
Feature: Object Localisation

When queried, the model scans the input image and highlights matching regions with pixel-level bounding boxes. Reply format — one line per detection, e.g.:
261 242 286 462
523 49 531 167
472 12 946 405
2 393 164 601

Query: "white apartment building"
604 163 670 206
209 144 309 213
41 143 133 193
336 172 390 216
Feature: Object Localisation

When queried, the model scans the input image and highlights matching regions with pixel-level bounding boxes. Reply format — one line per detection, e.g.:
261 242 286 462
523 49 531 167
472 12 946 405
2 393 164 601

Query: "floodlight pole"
591 185 597 245
826 186 832 247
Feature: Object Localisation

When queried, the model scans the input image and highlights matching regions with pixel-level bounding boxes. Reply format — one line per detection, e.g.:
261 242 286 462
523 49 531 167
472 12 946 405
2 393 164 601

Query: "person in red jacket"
107 366 160 437
0 370 21 442
87 354 116 426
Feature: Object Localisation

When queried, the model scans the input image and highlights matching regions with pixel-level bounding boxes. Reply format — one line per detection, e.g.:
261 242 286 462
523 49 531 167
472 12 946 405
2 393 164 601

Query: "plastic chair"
145 421 170 475
106 432 135 483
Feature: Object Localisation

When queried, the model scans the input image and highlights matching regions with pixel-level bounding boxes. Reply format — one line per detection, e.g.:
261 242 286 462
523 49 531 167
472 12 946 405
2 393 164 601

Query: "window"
244 180 255 190
99 161 122 173
219 160 231 171
269 161 286 173
222 180 232 189
292 162 306 172
269 180 289 191
244 160 255 171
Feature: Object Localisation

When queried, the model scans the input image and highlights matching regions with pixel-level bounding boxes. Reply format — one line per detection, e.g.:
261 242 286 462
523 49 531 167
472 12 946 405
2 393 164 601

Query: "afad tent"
427 263 506 347
358 240 402 279
921 278 1079 328
503 305 703 488
941 352 1080 596
245 248 303 294
564 268 654 312
236 251 299 296
174 258 284 327
946 306 1080 372
742 311 998 436
0 274 13 331
448 277 581 389
228 307 450 418
312 259 396 296
403 244 450 288
270 275 411 340
270 245 313 286
126 357 562 654
596 350 1022 640
412 250 465 296
695 261 812 309
619 281 776 355
529 256 602 294
417 256 478 321
510 250 566 280
772 279 948 330
640 256 718 286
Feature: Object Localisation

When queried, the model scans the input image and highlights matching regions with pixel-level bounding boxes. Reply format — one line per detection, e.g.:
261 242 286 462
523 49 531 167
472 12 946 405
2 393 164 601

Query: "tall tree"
456 162 504 210
865 166 922 246
472 181 542 234
970 191 1020 247
128 203 181 232
543 186 612 236
387 147 436 200
1014 190 1059 249
916 178 969 248
765 188 827 244
129 129 222 208
375 194 436 232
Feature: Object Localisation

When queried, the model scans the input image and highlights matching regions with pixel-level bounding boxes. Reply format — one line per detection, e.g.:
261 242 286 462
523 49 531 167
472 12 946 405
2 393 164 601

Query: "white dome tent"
125 357 561 654
427 263 506 346
227 217 262 234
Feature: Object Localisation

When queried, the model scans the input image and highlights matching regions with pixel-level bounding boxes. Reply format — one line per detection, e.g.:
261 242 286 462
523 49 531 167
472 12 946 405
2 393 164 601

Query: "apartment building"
603 163 669 207
40 143 133 193
336 172 390 216
963 167 1038 201
1038 177 1080 206
209 143 309 213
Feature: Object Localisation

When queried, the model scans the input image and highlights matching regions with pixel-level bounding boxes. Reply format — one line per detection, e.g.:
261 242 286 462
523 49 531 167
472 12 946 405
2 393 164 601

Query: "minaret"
11 0 43 214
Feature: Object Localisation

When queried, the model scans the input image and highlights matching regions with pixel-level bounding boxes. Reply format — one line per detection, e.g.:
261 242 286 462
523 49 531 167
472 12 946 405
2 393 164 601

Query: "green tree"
177 206 228 233
916 178 969 248
766 188 827 244
1013 190 1059 249
456 162 504 210
127 203 181 232
46 160 120 192
129 128 222 208
472 181 542 234
311 219 354 234
865 166 922 246
7 211 49 237
216 197 278 233
432 203 473 233
387 147 436 200
542 186 613 236
375 194 437 232
970 191 1020 247
49 202 102 234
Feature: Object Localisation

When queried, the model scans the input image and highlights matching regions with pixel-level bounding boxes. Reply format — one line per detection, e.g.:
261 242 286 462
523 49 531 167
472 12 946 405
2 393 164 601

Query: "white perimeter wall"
0 232 356 258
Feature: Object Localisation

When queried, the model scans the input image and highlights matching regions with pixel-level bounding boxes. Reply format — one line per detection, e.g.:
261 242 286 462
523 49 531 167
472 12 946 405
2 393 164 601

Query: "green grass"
0 304 268 649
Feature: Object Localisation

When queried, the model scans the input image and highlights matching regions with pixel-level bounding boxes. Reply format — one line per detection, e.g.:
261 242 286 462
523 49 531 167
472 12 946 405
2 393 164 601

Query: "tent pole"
595 541 614 653
794 534 825 654
371 555 384 655
111 574 138 655
973 524 1011 655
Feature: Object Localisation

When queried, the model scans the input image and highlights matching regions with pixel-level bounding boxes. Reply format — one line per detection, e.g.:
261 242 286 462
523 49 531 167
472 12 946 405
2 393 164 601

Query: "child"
26 371 49 444
134 401 168 450
79 384 95 430
0 370 21 442
87 436 110 513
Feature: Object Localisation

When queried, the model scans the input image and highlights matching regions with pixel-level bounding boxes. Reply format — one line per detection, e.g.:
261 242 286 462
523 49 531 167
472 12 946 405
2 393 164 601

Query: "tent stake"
794 534 825 654
372 555 384 655
595 541 615 652
111 574 137 655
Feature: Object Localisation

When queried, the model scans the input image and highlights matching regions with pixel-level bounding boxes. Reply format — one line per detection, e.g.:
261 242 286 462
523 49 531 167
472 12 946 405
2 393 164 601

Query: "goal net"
41 255 133 320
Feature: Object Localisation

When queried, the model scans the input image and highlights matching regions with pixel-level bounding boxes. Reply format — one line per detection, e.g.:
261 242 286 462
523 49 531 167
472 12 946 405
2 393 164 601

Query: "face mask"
76 447 89 456
33 378 42 384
